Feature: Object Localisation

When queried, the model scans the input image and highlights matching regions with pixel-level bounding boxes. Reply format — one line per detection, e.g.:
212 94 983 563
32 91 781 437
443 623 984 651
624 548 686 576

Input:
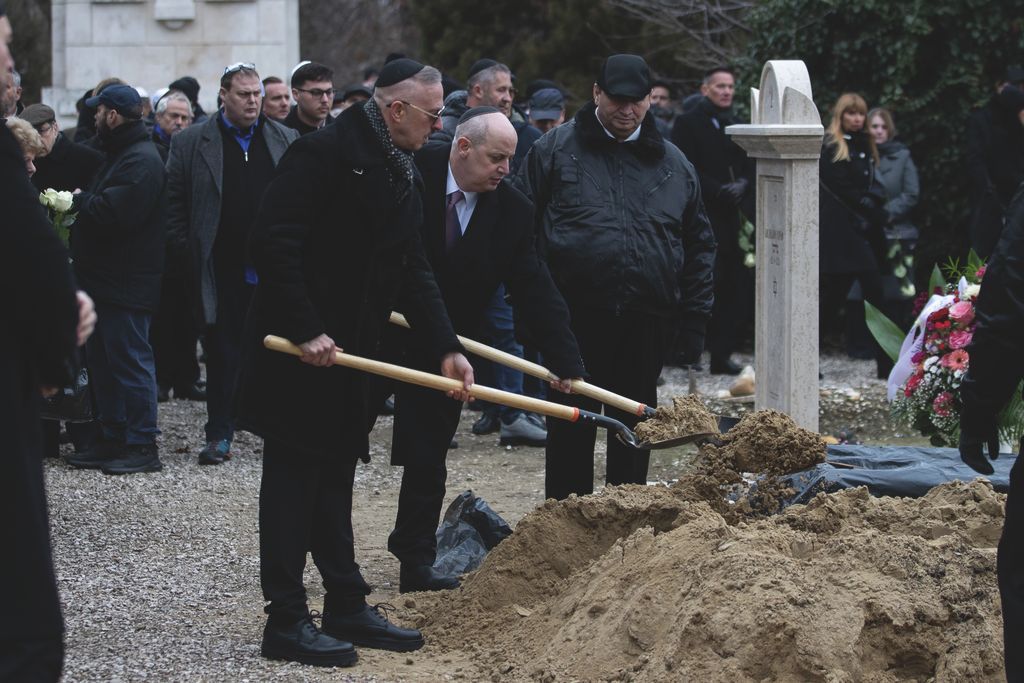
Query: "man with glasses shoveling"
237 58 474 667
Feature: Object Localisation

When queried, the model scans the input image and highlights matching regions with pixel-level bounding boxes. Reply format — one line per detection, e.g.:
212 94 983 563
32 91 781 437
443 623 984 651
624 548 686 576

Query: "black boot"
261 613 357 667
66 436 123 469
101 444 163 475
399 564 460 593
709 357 742 375
322 601 424 652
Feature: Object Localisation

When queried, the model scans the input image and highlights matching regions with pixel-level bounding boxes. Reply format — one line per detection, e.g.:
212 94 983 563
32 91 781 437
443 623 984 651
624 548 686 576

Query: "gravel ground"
46 351 906 681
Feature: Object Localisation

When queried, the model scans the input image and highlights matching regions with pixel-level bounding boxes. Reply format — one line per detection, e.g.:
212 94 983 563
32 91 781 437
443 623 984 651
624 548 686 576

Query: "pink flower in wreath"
933 391 955 417
949 300 975 326
949 330 973 350
976 265 987 279
911 350 927 364
940 349 970 371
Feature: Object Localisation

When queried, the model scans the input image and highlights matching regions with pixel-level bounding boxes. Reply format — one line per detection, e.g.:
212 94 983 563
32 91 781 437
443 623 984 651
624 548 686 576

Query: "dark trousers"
204 274 253 443
545 307 670 500
0 639 63 682
151 274 200 393
1000 440 1024 682
388 382 463 566
707 247 743 364
86 303 158 445
259 438 371 622
821 270 892 376
475 286 526 422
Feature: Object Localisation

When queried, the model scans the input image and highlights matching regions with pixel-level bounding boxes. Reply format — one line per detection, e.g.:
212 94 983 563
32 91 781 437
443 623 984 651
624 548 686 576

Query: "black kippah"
376 58 425 87
457 106 503 125
467 58 498 80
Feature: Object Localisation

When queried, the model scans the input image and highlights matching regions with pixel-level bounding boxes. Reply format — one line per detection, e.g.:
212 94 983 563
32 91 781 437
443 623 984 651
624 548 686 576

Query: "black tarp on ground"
783 445 1017 505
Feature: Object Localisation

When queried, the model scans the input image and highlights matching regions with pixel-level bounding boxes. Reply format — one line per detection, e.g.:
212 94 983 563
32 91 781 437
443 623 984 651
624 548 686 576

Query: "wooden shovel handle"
263 335 580 422
388 312 649 416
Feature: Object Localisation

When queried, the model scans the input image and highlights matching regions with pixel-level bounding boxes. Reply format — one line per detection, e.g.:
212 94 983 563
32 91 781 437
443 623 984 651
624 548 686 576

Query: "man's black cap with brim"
597 54 651 101
376 58 425 88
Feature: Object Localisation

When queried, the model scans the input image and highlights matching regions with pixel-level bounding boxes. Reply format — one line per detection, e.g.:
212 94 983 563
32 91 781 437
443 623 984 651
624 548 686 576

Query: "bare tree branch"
605 0 754 77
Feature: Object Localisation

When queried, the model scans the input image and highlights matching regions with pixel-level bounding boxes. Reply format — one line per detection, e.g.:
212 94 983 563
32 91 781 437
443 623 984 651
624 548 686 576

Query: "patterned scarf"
362 98 414 204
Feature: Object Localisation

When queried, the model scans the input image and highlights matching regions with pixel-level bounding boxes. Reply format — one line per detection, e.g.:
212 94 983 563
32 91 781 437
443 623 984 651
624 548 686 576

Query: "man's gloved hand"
676 327 705 367
719 178 748 205
959 429 1001 475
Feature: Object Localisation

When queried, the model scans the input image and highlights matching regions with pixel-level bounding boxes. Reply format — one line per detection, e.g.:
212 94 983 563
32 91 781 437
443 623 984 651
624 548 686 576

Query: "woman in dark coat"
819 92 891 378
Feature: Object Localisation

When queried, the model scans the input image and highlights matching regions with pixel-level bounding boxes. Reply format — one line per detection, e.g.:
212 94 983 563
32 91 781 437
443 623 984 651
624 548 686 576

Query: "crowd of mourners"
4 0 1024 677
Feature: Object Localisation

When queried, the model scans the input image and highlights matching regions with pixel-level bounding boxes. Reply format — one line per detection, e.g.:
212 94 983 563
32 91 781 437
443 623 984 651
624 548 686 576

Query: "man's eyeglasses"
398 100 445 121
224 62 256 75
296 87 335 100
34 122 56 135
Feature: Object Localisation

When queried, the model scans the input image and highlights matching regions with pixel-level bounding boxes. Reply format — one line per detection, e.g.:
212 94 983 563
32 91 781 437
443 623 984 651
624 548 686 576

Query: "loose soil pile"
415 480 1005 682
671 409 829 521
634 395 719 443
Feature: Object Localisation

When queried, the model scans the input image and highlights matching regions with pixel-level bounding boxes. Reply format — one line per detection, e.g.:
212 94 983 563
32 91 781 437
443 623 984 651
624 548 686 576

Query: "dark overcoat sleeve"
677 161 717 330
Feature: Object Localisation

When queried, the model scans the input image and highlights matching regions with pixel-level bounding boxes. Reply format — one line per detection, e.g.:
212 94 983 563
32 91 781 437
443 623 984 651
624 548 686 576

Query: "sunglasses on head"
224 62 256 75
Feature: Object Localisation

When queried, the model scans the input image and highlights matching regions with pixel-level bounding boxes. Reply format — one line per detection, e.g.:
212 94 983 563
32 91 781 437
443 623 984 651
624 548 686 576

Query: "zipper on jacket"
647 169 673 196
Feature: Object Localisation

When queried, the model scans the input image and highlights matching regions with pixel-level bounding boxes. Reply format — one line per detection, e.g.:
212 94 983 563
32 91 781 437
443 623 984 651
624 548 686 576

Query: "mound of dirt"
414 480 1005 682
710 409 827 476
634 395 719 444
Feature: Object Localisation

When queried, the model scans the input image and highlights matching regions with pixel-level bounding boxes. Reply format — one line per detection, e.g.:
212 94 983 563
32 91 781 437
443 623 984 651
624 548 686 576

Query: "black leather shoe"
323 603 424 652
261 614 357 667
157 385 170 403
379 396 395 416
66 437 123 469
471 411 500 436
399 564 461 594
101 444 163 475
174 383 207 401
709 358 743 375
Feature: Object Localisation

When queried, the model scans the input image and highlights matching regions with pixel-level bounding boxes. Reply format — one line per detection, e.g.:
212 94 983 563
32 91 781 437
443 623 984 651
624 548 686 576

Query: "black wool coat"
235 104 461 459
671 97 755 253
819 131 886 275
30 133 104 194
0 125 79 643
71 120 167 312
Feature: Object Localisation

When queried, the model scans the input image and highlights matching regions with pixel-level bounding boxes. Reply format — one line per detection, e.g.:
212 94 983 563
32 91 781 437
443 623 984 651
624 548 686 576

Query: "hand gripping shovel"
263 335 657 449
385 313 717 449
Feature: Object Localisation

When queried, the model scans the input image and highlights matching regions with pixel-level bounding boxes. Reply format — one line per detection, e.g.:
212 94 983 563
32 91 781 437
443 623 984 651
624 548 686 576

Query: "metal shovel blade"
635 431 719 450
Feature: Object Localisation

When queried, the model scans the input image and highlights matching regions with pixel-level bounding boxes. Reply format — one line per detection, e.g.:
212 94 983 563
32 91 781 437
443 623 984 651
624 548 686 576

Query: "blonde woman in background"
818 92 892 378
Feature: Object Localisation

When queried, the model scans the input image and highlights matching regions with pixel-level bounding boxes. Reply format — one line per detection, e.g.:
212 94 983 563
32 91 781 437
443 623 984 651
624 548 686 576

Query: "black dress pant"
545 307 671 500
1000 439 1024 682
259 438 371 622
707 245 743 364
0 639 63 682
387 382 463 566
151 274 200 393
204 272 253 443
821 270 892 376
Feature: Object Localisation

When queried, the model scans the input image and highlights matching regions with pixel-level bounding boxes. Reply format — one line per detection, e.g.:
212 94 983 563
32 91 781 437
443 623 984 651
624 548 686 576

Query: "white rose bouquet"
39 188 77 246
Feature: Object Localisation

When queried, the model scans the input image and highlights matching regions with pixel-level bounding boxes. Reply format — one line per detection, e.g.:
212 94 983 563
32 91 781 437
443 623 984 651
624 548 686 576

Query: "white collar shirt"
445 165 479 235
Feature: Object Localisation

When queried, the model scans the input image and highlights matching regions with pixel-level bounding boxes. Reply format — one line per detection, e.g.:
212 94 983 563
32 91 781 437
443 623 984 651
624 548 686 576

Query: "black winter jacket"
961 186 1024 435
514 101 716 327
966 88 1024 256
71 120 167 311
671 97 755 252
235 104 461 459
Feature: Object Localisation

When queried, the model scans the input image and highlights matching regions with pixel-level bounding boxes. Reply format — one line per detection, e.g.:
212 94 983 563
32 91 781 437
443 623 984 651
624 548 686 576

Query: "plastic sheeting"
783 445 1017 506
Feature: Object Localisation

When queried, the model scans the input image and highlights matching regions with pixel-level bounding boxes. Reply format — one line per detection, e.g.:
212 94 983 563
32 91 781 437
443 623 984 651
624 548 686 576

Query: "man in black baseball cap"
514 52 716 501
85 83 143 121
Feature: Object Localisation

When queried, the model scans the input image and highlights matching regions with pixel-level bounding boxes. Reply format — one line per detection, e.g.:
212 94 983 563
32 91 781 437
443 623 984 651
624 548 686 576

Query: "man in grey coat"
167 63 299 465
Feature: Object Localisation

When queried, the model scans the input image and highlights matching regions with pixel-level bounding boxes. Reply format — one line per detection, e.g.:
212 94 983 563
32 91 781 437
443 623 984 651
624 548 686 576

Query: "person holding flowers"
959 188 1024 680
